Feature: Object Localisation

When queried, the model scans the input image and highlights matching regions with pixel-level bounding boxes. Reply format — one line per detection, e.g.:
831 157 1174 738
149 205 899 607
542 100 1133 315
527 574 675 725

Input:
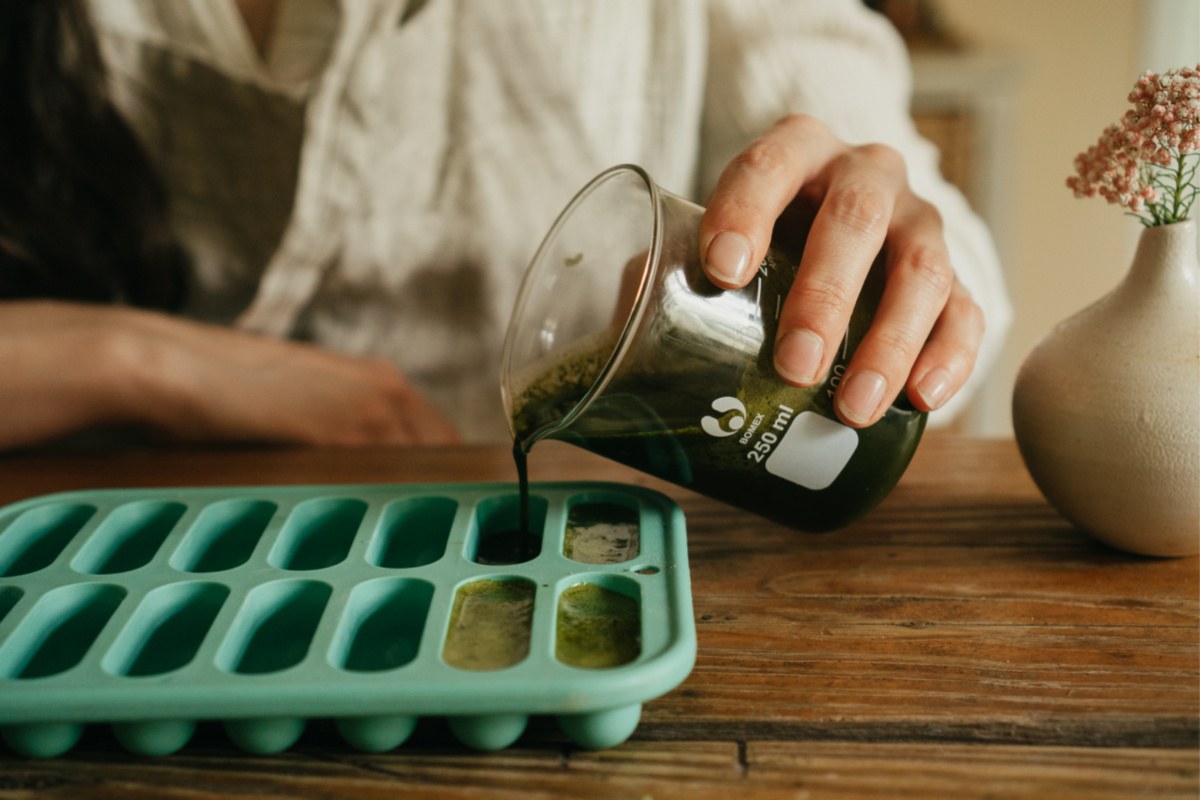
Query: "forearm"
0 299 462 450
0 301 154 450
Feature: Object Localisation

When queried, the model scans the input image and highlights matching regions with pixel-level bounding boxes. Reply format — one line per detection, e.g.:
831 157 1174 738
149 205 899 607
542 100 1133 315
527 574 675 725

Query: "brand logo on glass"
700 397 746 438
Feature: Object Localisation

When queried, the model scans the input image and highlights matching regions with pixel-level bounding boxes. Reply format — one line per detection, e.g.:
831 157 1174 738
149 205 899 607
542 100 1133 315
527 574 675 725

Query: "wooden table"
0 436 1195 798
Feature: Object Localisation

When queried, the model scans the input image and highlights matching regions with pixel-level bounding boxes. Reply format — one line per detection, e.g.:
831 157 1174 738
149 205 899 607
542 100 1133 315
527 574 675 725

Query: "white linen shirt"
88 0 1011 442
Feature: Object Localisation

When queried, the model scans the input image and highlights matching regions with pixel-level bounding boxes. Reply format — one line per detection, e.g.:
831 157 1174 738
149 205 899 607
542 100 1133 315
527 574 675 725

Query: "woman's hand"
0 301 460 450
700 114 985 428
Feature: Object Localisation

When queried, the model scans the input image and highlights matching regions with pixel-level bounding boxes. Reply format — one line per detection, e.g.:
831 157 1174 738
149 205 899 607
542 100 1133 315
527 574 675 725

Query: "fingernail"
775 329 825 385
705 231 753 284
916 367 952 409
837 370 887 425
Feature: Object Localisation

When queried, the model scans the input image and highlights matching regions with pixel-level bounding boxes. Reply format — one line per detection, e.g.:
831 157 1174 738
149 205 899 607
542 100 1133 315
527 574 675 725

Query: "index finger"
700 115 840 289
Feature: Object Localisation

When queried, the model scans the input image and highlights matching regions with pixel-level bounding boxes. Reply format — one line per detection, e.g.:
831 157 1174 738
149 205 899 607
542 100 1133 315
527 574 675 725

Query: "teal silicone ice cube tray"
0 481 694 758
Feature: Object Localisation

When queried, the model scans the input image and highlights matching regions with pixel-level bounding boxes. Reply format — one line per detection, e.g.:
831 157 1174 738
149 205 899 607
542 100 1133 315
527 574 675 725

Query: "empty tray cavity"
0 583 126 680
0 481 694 757
103 582 229 677
171 499 276 573
0 503 95 578
334 578 433 672
72 501 186 575
368 497 457 569
217 580 332 675
268 498 367 571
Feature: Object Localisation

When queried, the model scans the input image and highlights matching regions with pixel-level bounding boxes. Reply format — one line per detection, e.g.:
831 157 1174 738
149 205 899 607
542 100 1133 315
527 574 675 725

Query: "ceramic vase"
1012 219 1199 557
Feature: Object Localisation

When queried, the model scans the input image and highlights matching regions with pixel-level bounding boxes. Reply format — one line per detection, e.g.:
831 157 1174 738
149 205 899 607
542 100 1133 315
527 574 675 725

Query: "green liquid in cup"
510 246 926 533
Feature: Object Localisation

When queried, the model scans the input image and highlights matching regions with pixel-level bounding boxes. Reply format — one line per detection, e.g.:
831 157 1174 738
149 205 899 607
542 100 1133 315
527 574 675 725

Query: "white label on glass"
765 411 858 490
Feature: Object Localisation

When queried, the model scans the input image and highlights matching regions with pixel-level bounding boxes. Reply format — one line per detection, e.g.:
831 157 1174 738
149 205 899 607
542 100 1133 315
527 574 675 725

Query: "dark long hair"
0 0 187 308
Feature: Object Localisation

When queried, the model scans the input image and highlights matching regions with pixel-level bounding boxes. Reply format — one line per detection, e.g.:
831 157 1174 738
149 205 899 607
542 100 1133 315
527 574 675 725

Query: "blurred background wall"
876 0 1199 435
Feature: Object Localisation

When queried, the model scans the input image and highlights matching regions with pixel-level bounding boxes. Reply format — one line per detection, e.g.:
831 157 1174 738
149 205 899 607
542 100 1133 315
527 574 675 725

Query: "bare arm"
0 301 460 450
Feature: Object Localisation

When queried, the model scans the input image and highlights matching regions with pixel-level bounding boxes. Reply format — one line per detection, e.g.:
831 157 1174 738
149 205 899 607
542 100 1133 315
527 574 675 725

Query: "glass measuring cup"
501 165 926 532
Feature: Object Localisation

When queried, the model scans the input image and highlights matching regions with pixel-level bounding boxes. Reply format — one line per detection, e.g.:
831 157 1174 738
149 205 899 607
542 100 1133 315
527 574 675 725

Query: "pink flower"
1069 65 1200 224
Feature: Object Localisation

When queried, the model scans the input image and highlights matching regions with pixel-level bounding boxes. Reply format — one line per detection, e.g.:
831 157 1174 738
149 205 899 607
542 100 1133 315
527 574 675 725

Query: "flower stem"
1168 153 1187 222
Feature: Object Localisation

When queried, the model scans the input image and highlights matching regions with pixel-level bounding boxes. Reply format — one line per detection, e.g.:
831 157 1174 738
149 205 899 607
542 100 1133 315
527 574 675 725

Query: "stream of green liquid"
468 443 532 566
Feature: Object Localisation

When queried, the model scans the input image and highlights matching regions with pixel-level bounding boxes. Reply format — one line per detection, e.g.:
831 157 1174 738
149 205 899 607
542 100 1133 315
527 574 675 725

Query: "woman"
0 0 1009 450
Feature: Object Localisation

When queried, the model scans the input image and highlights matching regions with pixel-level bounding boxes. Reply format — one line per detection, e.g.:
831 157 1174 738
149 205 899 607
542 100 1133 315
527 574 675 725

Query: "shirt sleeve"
701 0 1013 425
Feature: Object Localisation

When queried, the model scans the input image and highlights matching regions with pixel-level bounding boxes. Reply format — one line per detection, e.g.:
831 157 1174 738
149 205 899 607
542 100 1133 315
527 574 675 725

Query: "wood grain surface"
0 436 1195 798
